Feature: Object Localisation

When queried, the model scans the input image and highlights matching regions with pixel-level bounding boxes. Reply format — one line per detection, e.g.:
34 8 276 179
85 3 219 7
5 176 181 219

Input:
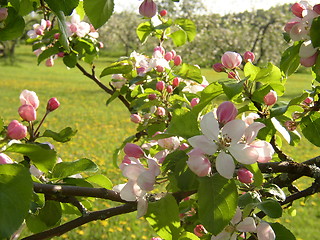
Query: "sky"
114 0 319 15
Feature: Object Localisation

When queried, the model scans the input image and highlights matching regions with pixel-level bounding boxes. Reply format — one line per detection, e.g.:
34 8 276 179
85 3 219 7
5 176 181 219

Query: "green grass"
1 45 320 239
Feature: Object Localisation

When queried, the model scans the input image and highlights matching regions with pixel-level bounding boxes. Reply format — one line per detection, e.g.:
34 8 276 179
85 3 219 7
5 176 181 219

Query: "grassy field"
1 45 320 239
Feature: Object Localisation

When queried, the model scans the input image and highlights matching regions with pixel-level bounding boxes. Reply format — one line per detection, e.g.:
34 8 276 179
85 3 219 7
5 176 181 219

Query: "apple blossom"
173 55 182 66
299 40 318 58
242 112 260 126
66 13 90 37
139 0 157 18
179 143 189 151
47 97 60 112
194 225 207 237
237 168 254 184
27 19 47 39
156 81 165 91
154 46 165 55
158 136 180 150
221 51 242 69
300 52 318 67
7 120 27 140
20 90 39 110
263 90 277 106
148 94 157 100
0 153 13 164
172 77 180 87
256 222 276 240
187 148 212 177
243 51 255 62
190 98 200 108
164 52 173 61
130 114 142 124
212 62 225 72
216 101 238 124
156 107 166 116
18 104 36 121
124 143 145 158
45 57 54 67
151 237 162 240
0 8 8 21
166 85 173 93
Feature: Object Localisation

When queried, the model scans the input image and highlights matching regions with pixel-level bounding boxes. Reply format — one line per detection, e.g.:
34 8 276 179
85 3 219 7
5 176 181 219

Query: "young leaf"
83 0 114 29
176 63 203 83
174 18 196 42
146 194 181 240
0 164 33 238
178 232 200 240
85 174 113 189
280 42 302 77
245 163 263 187
100 60 133 78
269 223 296 240
257 199 282 218
169 29 187 47
52 158 98 179
42 127 77 143
136 21 154 43
45 0 79 16
0 7 25 41
5 143 57 172
300 112 320 147
63 52 78 68
310 16 320 48
37 45 60 65
198 175 238 235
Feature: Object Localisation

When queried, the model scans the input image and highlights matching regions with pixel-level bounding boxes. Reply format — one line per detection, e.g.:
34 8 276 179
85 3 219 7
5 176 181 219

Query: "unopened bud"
194 225 206 237
7 120 27 140
139 0 157 18
173 55 182 66
130 114 142 123
228 71 237 79
124 143 145 158
263 90 277 106
54 33 60 39
18 104 37 121
0 8 8 21
291 2 306 18
221 51 242 69
159 9 167 17
57 52 64 57
148 94 157 100
190 98 200 108
45 58 54 67
303 97 313 105
212 63 225 72
166 85 173 93
217 101 238 124
172 77 180 87
164 52 173 61
300 52 318 67
156 107 166 116
47 97 60 112
156 81 165 91
46 20 52 29
243 51 255 62
284 120 298 131
0 153 13 164
313 4 320 14
179 143 189 151
154 46 165 55
237 168 254 184
156 65 165 72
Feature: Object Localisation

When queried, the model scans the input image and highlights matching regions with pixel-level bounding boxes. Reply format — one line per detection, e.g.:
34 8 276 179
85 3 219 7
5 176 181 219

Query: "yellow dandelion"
300 201 305 206
142 236 148 240
130 234 137 239
76 230 85 235
101 221 108 227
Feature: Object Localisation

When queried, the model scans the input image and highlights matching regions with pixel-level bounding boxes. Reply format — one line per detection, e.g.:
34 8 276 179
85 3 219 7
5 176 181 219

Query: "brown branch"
75 63 132 111
22 203 137 240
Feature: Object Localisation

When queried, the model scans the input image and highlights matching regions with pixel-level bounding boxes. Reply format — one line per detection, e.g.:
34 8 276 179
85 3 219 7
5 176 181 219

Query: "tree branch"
22 203 137 240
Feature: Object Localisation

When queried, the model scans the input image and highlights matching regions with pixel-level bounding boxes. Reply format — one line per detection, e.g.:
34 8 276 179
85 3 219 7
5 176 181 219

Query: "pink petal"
216 152 235 179
137 196 148 218
257 222 275 240
122 164 145 181
120 180 139 201
187 154 211 177
250 140 274 163
228 144 259 165
200 112 219 141
137 170 156 191
236 217 257 232
231 207 242 225
188 135 218 155
211 230 231 240
222 119 246 143
244 122 265 144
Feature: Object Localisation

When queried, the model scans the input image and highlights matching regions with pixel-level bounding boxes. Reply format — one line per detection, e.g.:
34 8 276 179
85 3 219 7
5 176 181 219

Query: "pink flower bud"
303 97 313 105
243 51 255 62
7 120 27 140
151 238 162 240
47 97 60 112
164 52 173 61
156 65 165 72
54 33 60 39
124 143 145 158
313 4 320 14
237 168 254 184
212 63 225 72
194 225 206 237
284 21 299 33
57 52 64 57
166 85 173 93
228 71 237 79
99 42 104 48
221 51 242 69
263 90 277 106
0 153 13 164
148 94 157 100
291 2 306 18
154 46 165 55
172 77 180 87
284 120 298 131
35 28 44 36
156 107 166 116
173 55 182 66
156 81 165 91
159 9 167 17
20 90 39 110
130 114 142 123
179 143 189 151
170 50 176 58
217 101 238 124
45 57 54 67
190 98 200 108
46 20 52 29
0 8 8 21
18 104 36 121
300 52 318 67
139 0 157 18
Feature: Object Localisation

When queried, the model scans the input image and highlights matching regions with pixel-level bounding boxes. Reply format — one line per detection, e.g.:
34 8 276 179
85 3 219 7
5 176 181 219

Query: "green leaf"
52 158 98 179
238 191 261 209
85 174 112 189
255 63 282 85
136 21 154 43
83 0 114 29
257 199 282 218
42 127 77 143
37 45 60 64
56 10 70 51
312 53 320 80
0 164 33 238
75 0 85 19
169 29 187 47
100 60 133 78
300 112 320 147
19 0 35 16
146 194 181 240
263 184 286 202
0 7 25 41
176 63 203 83
270 223 296 240
245 163 263 187
280 42 302 77
5 143 57 172
112 135 135 168
63 52 78 68
310 16 320 48
178 232 200 240
174 18 196 42
26 200 62 233
244 62 260 80
222 80 244 100
106 91 120 106
198 175 238 235
45 0 79 15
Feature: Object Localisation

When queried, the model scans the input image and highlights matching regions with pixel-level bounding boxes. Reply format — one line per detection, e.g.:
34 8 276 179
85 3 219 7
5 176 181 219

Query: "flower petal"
188 135 218 155
231 207 242 225
222 119 246 143
137 195 148 218
211 230 231 240
216 152 235 179
244 122 265 144
200 112 219 141
120 180 138 201
257 222 276 240
236 217 257 232
250 140 274 163
187 154 212 177
228 144 259 165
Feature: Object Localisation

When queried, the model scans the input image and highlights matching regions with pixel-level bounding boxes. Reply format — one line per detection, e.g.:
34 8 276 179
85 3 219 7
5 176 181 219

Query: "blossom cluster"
284 1 320 67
